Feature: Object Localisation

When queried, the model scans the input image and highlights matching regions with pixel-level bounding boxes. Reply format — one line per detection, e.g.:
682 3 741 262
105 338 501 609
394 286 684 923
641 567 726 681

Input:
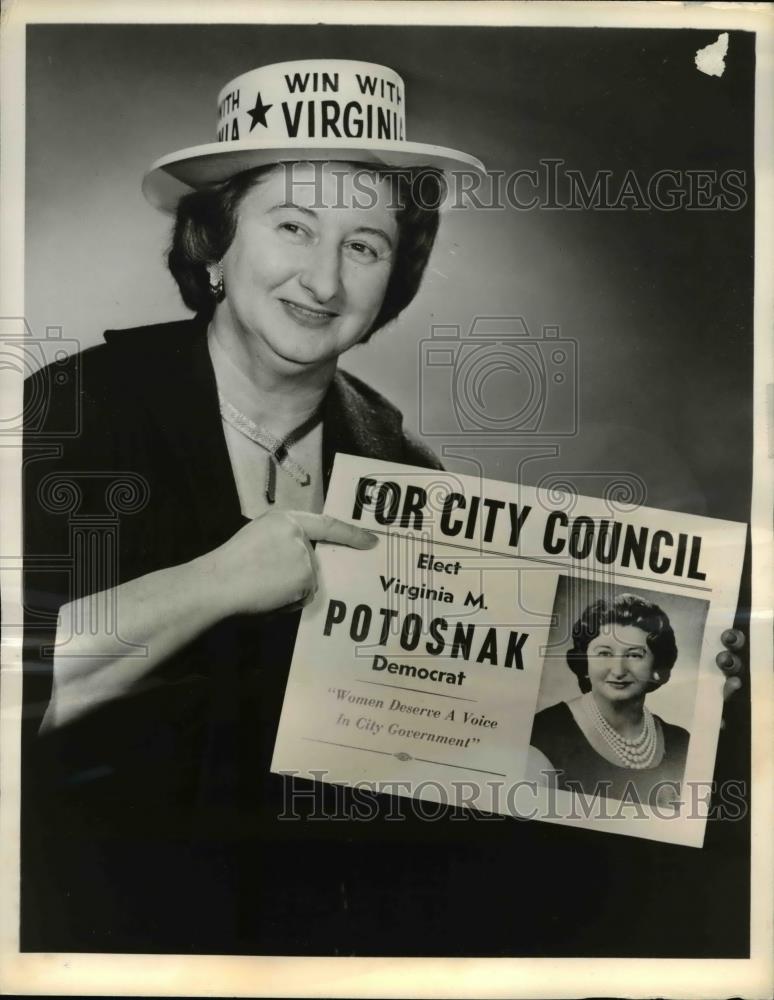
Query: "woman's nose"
608 657 627 677
299 244 341 304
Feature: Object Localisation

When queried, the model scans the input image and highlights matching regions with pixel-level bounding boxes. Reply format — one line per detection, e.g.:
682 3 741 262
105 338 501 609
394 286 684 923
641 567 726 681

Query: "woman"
22 59 744 954
22 59 486 954
35 159 450 730
530 593 694 806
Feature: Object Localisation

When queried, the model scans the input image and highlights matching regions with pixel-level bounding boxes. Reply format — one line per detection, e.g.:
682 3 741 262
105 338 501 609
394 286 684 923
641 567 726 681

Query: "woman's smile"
279 297 340 327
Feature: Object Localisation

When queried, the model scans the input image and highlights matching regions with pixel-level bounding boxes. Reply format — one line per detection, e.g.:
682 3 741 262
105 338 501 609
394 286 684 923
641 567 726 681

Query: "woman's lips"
605 680 632 688
280 299 339 327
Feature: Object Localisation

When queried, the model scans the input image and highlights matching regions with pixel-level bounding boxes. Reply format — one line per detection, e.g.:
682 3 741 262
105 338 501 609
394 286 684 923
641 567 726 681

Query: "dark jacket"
22 316 443 954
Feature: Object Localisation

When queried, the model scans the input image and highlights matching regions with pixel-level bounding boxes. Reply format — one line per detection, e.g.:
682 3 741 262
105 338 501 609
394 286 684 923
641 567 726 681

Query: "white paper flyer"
272 453 747 848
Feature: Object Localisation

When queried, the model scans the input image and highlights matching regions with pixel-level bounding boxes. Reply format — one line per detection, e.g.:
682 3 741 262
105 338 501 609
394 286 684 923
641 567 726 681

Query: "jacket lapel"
321 370 405 489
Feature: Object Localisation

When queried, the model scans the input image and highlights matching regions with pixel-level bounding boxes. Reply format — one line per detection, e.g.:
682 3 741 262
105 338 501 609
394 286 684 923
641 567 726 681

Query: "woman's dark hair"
167 162 444 338
566 593 678 693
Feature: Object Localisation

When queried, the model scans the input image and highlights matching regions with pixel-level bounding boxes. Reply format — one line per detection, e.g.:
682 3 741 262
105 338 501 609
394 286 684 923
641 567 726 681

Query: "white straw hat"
142 59 485 212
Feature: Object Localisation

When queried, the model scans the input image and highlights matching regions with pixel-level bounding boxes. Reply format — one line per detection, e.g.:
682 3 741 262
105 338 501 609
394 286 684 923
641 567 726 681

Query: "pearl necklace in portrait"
584 693 658 769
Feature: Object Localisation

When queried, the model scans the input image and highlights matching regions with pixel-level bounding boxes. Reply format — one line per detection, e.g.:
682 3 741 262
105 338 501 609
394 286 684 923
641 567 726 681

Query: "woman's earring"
652 671 661 683
207 261 224 301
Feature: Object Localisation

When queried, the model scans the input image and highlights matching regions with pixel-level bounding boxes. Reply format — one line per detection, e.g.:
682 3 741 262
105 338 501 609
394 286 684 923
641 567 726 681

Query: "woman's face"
219 161 398 376
586 623 657 703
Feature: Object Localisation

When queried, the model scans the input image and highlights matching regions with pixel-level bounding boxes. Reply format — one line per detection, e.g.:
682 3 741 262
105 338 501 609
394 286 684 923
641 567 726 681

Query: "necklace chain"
585 694 658 769
218 392 322 503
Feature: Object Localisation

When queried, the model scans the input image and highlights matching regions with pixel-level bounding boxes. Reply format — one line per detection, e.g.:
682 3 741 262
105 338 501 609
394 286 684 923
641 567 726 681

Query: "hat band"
216 60 407 146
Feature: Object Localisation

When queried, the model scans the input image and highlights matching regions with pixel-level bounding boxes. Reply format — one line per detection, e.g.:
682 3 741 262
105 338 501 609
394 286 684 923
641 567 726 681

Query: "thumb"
722 675 742 702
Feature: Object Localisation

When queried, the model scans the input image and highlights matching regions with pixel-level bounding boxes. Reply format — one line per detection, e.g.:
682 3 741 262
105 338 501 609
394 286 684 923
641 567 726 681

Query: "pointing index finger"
288 512 379 549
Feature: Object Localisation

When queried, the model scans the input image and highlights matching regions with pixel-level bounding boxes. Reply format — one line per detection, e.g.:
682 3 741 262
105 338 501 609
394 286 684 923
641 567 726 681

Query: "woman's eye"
345 240 379 261
278 221 310 240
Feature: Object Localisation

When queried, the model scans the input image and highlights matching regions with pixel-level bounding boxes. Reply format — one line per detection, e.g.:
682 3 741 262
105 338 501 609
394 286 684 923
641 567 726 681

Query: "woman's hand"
202 509 379 618
41 511 377 730
716 628 745 701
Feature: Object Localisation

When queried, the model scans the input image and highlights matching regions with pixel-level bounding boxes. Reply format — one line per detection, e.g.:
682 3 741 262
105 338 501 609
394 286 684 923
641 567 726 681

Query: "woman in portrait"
22 58 745 955
530 593 694 804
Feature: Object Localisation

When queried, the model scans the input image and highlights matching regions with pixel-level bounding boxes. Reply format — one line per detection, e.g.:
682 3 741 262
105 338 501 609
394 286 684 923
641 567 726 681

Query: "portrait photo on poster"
1 4 772 1000
529 576 710 804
